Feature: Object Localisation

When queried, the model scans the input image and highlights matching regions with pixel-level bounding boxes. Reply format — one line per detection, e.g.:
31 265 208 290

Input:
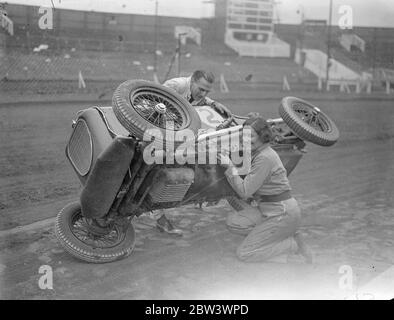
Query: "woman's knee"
226 214 257 235
236 246 250 261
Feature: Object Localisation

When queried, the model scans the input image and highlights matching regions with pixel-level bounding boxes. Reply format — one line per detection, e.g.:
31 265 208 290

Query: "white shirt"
163 76 215 107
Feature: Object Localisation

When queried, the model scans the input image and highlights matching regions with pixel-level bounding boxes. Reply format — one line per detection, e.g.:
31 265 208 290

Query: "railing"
5 33 177 54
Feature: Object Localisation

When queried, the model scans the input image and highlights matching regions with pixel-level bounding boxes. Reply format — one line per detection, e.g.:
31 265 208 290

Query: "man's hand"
213 102 231 117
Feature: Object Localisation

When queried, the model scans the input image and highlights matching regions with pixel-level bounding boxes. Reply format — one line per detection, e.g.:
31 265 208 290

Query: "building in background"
220 0 290 57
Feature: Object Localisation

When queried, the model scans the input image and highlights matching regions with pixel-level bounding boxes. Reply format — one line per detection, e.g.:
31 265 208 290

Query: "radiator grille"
67 119 92 176
148 183 191 203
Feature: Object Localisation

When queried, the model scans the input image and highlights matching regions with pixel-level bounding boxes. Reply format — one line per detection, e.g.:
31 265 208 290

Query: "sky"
2 0 394 28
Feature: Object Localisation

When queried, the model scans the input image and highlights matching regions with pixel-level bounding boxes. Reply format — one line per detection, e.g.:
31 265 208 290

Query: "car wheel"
112 80 201 146
279 97 339 146
54 202 136 263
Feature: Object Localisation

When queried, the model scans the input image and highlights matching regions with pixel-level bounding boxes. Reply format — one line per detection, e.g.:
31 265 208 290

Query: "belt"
257 190 292 202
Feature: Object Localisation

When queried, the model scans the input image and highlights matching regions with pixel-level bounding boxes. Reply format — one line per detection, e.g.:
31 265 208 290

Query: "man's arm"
205 97 231 117
162 77 187 95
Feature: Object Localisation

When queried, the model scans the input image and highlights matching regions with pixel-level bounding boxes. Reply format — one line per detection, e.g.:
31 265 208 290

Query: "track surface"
1 95 394 299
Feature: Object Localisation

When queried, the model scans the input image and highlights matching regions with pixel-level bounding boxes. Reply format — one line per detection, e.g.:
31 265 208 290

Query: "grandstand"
276 21 394 93
276 23 394 72
1 2 393 97
0 2 316 96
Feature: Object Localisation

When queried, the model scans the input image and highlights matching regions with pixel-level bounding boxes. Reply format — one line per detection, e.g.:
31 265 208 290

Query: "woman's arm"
224 153 272 199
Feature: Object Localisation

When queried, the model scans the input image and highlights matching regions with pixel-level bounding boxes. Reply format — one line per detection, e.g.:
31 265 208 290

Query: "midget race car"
54 80 339 263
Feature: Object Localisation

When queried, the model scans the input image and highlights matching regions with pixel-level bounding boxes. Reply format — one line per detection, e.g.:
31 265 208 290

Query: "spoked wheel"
112 80 201 146
54 202 136 263
132 91 188 130
279 97 339 146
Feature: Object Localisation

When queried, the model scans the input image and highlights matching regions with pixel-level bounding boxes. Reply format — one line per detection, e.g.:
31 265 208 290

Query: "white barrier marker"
282 75 290 91
78 70 86 89
220 74 229 93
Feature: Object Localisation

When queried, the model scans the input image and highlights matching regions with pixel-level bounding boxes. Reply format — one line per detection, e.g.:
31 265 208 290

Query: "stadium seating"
2 3 392 97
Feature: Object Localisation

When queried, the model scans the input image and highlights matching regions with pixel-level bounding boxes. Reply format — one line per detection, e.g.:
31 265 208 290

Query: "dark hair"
243 115 273 143
191 70 215 84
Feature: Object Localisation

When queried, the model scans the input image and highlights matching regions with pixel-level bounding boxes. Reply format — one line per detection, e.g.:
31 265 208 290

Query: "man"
154 70 231 235
163 70 231 115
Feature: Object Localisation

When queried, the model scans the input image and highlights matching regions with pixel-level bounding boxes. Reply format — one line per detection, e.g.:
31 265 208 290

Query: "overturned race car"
54 80 339 263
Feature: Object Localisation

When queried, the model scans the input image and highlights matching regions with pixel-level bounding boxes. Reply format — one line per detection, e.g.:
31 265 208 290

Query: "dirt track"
1 94 394 299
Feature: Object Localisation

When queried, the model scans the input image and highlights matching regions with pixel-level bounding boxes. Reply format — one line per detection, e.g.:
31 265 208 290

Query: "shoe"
205 200 219 207
294 232 313 264
156 215 183 236
195 202 203 209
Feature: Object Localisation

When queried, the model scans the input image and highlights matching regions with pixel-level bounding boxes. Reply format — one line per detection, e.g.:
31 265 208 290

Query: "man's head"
190 70 215 101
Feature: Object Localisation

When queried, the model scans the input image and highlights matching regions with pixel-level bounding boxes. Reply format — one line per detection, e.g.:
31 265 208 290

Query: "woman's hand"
217 151 233 169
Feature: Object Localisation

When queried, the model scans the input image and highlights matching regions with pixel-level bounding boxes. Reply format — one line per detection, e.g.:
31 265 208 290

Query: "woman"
218 115 313 263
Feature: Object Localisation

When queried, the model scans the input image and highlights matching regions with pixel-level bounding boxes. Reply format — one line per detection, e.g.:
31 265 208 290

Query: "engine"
146 168 195 205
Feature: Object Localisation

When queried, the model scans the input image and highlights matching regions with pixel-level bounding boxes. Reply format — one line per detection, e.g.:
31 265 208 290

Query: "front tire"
54 202 136 263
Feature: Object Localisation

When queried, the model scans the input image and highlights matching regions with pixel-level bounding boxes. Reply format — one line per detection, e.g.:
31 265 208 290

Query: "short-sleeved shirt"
163 76 215 107
224 144 291 200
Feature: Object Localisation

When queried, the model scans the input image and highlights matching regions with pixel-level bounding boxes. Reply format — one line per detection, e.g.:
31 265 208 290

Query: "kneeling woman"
218 115 312 263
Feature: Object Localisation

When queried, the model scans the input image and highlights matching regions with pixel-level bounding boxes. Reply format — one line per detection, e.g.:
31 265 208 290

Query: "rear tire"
279 97 339 146
54 202 135 263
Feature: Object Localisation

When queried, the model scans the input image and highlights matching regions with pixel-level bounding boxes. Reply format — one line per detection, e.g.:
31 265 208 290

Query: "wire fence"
1 32 392 103
0 35 184 101
0 33 319 102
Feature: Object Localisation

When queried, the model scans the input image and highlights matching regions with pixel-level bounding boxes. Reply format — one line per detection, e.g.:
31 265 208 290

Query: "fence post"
356 80 361 94
340 79 345 92
345 83 351 94
366 81 372 94
0 33 5 58
318 77 323 91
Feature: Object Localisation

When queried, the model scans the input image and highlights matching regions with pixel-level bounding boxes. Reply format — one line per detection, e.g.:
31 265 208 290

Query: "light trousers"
226 197 301 262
